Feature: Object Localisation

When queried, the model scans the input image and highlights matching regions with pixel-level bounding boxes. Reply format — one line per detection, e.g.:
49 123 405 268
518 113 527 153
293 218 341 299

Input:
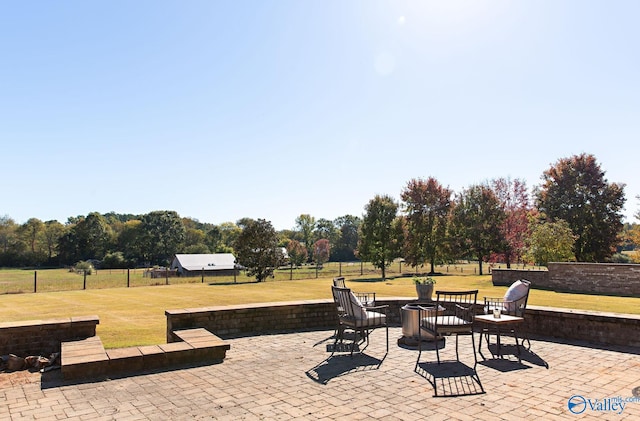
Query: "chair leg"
455 334 460 362
385 325 389 353
331 326 340 355
416 326 423 367
350 328 358 357
471 331 478 368
513 328 522 363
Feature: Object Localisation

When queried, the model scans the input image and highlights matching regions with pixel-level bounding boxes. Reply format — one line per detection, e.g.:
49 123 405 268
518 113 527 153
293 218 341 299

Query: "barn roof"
173 253 237 271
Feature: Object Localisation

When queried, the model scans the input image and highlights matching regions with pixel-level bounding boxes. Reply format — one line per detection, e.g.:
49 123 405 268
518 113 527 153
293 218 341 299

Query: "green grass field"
1 265 637 349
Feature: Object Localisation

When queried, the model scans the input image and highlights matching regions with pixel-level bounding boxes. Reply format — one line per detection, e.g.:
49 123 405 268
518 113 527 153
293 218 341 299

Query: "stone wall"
166 299 640 349
165 299 413 340
546 262 640 295
522 306 640 348
0 316 99 357
491 269 548 286
492 263 640 296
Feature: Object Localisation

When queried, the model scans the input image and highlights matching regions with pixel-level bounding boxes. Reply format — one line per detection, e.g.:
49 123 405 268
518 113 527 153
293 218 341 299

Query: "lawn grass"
0 269 638 349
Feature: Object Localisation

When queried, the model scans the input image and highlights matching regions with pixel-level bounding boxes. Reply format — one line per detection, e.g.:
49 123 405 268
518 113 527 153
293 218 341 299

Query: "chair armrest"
354 292 376 306
483 297 506 313
417 305 438 333
363 304 388 313
455 303 475 322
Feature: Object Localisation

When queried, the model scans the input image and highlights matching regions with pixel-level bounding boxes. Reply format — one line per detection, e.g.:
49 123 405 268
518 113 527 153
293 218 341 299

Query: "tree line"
1 153 636 280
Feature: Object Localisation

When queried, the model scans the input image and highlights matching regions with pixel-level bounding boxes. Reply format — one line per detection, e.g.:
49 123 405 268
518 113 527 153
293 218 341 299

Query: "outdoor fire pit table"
399 303 444 345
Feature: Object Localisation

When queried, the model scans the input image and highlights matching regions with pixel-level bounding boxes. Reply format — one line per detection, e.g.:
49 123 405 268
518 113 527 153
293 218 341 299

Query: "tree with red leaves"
401 177 453 274
536 153 625 262
313 238 330 266
491 177 532 268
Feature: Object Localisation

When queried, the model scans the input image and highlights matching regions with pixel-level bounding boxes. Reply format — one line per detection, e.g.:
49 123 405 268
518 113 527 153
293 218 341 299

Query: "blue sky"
2 0 638 230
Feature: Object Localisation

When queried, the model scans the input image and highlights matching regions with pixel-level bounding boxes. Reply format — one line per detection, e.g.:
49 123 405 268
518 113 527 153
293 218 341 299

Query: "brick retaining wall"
493 263 640 295
166 299 640 349
491 268 548 286
0 316 99 357
523 306 640 348
165 299 414 340
547 262 640 295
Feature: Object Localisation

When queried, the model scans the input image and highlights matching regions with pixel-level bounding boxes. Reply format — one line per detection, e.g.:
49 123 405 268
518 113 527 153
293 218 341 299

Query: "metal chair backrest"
331 286 364 321
434 290 478 327
332 277 346 288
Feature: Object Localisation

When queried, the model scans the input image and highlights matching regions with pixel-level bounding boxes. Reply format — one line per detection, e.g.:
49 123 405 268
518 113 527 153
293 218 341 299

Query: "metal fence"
0 261 537 294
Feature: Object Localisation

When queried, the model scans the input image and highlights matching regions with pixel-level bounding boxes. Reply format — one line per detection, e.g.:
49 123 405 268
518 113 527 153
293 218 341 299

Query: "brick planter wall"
165 299 416 340
522 306 640 348
0 316 99 357
491 268 548 286
166 299 640 349
546 262 640 295
492 263 640 295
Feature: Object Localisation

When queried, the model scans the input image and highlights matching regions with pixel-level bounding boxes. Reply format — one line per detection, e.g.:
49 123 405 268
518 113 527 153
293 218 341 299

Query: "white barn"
170 253 239 277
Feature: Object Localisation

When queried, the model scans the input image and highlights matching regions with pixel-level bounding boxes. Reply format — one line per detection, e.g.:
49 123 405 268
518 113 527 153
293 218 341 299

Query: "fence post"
339 261 342 277
360 261 363 276
34 270 37 293
202 267 204 283
127 268 130 288
290 263 293 280
166 268 169 285
83 270 87 290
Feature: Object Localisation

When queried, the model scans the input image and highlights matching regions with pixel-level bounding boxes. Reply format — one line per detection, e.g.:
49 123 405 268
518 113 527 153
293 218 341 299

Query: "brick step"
173 328 231 361
61 328 230 381
61 336 108 380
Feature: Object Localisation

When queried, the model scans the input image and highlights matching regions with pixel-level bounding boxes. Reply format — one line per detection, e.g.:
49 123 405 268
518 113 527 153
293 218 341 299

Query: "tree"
42 220 65 263
333 215 360 261
184 228 207 251
536 153 626 262
204 226 222 253
57 213 114 264
286 239 307 267
526 219 576 266
219 222 241 252
75 212 114 261
491 177 532 268
140 211 186 266
234 218 284 282
357 195 402 280
450 184 506 275
20 218 44 254
401 177 452 274
0 215 23 266
118 219 145 266
314 218 338 245
102 251 128 269
313 239 330 266
295 214 316 262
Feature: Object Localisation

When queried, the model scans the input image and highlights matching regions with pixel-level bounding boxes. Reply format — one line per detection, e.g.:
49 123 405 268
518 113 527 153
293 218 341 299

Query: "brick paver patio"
1 327 639 420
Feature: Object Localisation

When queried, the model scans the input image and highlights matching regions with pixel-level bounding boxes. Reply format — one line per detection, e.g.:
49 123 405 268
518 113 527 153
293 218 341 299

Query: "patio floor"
1 327 639 420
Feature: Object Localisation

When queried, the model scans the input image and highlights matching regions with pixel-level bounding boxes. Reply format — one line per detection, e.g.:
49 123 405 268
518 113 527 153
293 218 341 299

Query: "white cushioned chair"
331 285 388 356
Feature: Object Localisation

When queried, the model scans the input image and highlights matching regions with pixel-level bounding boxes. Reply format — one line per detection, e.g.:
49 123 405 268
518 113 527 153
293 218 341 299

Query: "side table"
475 314 524 362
